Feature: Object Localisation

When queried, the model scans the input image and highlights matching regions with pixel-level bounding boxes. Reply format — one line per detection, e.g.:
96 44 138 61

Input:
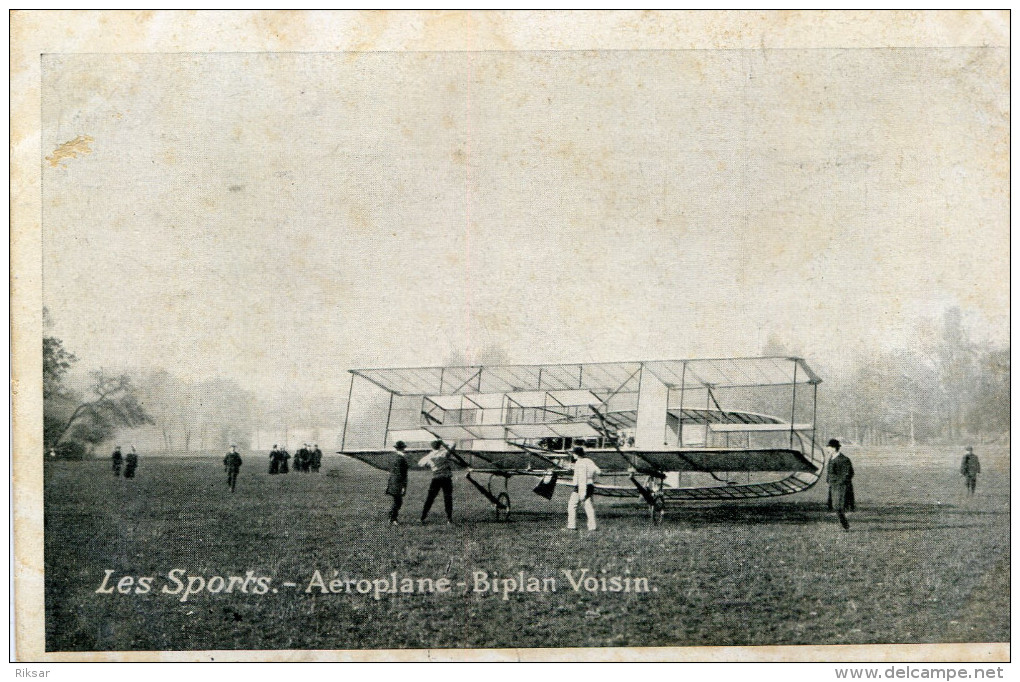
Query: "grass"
43 445 1009 651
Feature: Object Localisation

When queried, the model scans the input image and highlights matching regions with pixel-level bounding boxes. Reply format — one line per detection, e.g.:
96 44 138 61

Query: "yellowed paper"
12 10 1009 662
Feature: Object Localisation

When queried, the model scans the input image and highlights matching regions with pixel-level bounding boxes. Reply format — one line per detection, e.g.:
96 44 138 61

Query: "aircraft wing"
631 448 817 473
339 449 433 472
457 449 564 471
340 448 562 473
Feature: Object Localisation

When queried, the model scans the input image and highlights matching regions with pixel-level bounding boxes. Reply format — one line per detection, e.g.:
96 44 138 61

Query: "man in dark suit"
960 446 981 496
826 439 854 531
386 441 410 525
269 444 280 474
224 444 243 493
111 446 123 477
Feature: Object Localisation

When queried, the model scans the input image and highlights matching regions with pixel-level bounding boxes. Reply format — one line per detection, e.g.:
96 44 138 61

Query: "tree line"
812 308 1009 446
43 307 1008 458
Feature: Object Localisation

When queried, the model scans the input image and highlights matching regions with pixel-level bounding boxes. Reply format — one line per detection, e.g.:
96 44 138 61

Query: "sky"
41 48 1009 399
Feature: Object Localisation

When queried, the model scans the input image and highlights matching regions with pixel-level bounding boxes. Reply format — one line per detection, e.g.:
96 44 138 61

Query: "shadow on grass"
484 499 1007 532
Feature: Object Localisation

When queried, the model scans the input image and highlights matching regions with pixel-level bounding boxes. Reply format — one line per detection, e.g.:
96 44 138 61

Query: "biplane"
338 357 824 524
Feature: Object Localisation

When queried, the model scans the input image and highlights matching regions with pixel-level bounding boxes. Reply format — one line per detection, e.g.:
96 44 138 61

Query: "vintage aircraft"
338 357 824 523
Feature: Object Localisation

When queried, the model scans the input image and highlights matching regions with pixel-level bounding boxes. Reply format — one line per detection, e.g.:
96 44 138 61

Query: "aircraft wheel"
495 492 511 522
650 496 665 525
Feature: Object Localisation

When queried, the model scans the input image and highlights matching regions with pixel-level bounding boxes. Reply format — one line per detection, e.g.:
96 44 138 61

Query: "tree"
43 336 79 449
43 336 77 400
52 371 154 454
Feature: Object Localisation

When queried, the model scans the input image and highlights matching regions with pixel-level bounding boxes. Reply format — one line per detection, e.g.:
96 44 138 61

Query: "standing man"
826 439 854 531
386 441 410 525
566 446 601 531
311 444 323 473
224 444 243 492
279 445 290 474
419 440 454 524
269 444 280 474
111 445 123 477
960 446 981 496
124 445 139 479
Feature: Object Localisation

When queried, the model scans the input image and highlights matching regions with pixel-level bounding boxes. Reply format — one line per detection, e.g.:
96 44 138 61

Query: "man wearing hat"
269 444 281 474
386 441 410 525
825 439 854 531
960 446 981 496
567 446 601 531
419 439 455 524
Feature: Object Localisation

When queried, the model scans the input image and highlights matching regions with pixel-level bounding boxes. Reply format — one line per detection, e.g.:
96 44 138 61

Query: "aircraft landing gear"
495 492 511 522
631 474 666 526
650 494 665 525
466 471 512 522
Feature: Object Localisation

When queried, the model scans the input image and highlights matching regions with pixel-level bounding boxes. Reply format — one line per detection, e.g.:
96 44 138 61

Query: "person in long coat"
960 446 981 496
269 445 280 474
386 441 410 525
124 445 139 479
111 446 123 477
826 439 854 531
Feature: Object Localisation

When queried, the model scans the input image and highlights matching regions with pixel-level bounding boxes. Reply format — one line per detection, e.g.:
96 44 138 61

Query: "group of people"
385 440 455 525
266 443 322 474
825 440 983 532
384 439 603 530
110 445 140 479
106 436 983 532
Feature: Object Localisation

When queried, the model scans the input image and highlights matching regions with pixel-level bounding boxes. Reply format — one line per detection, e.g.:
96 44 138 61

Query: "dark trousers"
830 483 851 530
965 475 977 495
388 493 403 522
269 460 279 474
227 470 239 492
113 462 121 476
124 466 136 479
421 477 453 522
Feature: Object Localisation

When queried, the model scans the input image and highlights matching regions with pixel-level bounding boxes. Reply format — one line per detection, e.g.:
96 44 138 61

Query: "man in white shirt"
566 446 601 531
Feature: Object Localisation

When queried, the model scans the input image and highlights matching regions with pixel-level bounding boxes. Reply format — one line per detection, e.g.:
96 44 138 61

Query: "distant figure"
826 439 854 531
279 446 290 474
124 446 139 479
224 444 243 492
111 446 123 477
567 446 601 531
269 444 280 474
386 441 410 525
960 446 981 496
295 444 310 473
419 440 454 524
311 444 323 472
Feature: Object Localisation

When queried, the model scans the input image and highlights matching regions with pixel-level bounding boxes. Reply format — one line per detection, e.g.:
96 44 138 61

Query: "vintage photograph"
13 11 1009 662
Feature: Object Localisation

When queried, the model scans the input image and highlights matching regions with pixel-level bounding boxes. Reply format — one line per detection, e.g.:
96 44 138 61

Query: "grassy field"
43 445 1009 651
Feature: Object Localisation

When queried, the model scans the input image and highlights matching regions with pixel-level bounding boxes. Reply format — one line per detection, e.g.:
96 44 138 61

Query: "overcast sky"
41 48 1008 397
